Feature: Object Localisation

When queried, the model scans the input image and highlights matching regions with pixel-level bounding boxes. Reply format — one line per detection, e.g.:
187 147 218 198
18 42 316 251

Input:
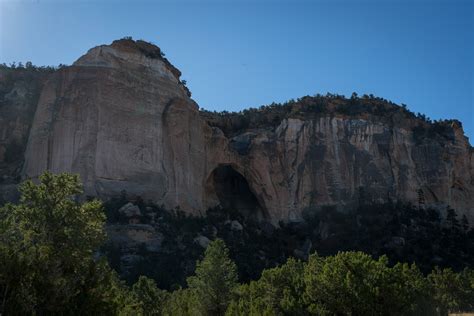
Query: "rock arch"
205 164 268 220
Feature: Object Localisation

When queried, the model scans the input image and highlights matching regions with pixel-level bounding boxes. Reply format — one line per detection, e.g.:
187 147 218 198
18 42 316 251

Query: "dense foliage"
1 173 473 315
228 252 474 316
302 202 474 273
0 172 136 314
103 197 474 290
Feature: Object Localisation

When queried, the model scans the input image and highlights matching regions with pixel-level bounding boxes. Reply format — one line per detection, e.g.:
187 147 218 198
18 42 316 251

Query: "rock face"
22 39 209 212
219 115 474 224
1 39 473 224
0 67 52 203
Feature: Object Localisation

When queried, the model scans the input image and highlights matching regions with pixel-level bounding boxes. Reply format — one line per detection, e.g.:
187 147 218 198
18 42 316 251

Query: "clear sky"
1 0 473 141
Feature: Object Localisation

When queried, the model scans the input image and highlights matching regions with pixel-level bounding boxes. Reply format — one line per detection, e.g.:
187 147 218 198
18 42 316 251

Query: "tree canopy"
187 238 239 316
0 172 136 314
0 172 473 315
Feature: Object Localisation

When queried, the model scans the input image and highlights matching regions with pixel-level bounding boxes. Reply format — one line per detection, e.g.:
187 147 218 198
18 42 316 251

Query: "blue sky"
1 0 473 141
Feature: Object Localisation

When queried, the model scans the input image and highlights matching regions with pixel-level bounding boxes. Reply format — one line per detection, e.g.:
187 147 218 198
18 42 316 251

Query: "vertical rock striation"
23 39 211 212
0 66 51 202
0 39 470 225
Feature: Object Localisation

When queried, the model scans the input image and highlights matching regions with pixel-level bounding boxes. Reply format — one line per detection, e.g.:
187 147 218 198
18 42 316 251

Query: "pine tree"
461 215 469 232
417 189 425 209
187 239 238 316
446 207 460 229
131 276 168 315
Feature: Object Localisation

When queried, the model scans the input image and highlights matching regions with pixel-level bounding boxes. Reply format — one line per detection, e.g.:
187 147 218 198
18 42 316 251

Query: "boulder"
230 220 243 231
118 202 141 218
194 235 211 248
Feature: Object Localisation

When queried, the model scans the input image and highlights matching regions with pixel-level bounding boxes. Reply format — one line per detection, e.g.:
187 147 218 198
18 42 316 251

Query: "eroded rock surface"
0 39 472 225
0 67 52 202
22 39 212 213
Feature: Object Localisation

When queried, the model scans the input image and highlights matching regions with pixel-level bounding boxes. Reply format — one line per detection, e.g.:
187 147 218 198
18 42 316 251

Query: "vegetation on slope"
200 92 464 145
0 172 473 315
102 194 474 289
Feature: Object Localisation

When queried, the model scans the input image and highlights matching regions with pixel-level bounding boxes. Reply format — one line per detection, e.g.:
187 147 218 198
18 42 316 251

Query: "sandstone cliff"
1 39 473 225
22 39 206 211
0 66 52 202
203 104 474 224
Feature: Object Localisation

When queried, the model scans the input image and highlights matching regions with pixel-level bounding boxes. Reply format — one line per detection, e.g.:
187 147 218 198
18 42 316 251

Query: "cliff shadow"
205 164 268 221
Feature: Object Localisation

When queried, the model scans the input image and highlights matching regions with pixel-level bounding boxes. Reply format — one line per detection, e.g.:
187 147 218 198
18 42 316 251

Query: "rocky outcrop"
22 39 210 212
0 67 52 202
1 39 472 225
220 115 474 224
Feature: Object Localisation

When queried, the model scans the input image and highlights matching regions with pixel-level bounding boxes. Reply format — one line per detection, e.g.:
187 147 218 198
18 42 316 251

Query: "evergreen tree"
161 288 199 316
187 239 238 316
461 215 469 232
132 276 169 316
303 252 431 315
417 189 425 209
428 267 474 315
0 172 135 314
226 257 306 315
446 208 459 227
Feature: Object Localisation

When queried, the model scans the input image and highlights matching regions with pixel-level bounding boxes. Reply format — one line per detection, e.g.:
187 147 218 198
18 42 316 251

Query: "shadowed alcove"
207 164 267 220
